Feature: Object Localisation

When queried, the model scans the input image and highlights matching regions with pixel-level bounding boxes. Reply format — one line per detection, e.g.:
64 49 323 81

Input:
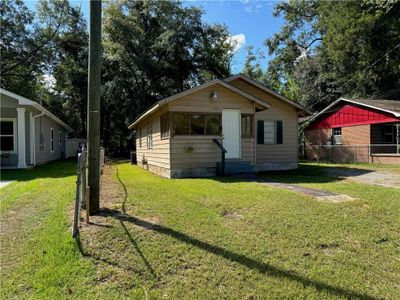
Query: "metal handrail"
212 139 227 176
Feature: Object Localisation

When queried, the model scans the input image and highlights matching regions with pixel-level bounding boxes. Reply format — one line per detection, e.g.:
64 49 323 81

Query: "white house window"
0 119 16 153
332 127 342 144
50 128 54 152
59 131 62 145
257 120 283 144
146 124 153 149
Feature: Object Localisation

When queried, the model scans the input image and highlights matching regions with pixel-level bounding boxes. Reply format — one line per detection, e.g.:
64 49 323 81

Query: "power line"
308 42 400 110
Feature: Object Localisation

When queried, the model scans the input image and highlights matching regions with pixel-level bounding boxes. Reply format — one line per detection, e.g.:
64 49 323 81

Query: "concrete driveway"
0 181 14 189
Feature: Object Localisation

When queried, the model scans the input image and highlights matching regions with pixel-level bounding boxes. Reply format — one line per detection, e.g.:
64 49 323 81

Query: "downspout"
32 111 45 166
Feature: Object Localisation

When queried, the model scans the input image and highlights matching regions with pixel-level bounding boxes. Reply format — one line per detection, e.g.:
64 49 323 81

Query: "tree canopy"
243 0 400 110
1 0 233 155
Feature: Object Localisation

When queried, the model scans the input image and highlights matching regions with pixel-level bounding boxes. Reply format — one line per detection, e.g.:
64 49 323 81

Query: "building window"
146 123 153 149
50 128 54 152
0 119 16 153
160 113 170 139
205 115 220 135
172 113 221 136
59 131 62 145
381 124 395 143
138 128 142 148
257 120 283 144
241 115 253 138
332 127 342 144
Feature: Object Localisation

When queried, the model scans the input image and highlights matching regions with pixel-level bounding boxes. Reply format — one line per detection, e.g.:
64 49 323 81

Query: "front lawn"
1 161 399 299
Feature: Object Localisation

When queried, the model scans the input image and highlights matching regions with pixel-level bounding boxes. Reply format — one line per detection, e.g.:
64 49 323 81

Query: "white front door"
222 109 241 159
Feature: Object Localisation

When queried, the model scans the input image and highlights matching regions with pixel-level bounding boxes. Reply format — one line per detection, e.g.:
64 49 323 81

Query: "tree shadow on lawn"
76 163 378 300
258 164 373 185
98 207 377 300
208 164 374 185
0 159 77 182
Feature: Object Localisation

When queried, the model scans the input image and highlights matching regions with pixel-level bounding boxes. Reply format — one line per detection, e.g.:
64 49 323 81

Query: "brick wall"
304 128 331 145
342 124 370 145
304 125 371 162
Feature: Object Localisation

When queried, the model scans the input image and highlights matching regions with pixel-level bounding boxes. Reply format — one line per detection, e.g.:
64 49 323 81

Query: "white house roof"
0 88 73 132
224 74 310 115
128 79 271 129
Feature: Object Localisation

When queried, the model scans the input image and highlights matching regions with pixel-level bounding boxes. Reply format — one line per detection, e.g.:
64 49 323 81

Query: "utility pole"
87 0 102 215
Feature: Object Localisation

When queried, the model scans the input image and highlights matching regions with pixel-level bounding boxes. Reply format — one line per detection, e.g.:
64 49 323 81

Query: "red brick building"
304 98 400 164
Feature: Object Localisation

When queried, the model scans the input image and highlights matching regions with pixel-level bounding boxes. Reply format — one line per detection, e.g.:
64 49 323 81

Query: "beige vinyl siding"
228 78 299 164
241 137 255 163
169 85 256 175
136 107 171 172
169 85 254 114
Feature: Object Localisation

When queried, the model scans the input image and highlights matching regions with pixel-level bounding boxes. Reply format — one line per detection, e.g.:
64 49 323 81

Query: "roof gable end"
128 79 271 129
224 73 309 114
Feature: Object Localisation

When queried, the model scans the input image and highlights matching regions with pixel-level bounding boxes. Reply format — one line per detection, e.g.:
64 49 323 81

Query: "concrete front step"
217 160 255 175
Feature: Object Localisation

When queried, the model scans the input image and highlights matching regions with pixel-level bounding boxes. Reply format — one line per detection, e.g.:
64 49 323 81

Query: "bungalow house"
303 97 400 164
0 88 73 168
128 74 308 178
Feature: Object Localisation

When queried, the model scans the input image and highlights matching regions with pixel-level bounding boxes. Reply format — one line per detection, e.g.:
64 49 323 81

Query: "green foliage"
244 0 400 111
101 0 233 155
1 0 233 155
2 161 399 298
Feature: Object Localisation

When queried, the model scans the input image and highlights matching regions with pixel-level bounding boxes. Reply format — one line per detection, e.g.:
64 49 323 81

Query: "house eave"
0 88 73 132
224 73 310 115
128 79 271 129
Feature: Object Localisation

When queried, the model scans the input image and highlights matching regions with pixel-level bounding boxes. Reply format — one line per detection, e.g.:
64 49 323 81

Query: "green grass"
1 161 399 299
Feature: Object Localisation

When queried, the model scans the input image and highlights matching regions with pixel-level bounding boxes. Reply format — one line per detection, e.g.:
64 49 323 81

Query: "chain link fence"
300 144 400 163
72 146 105 237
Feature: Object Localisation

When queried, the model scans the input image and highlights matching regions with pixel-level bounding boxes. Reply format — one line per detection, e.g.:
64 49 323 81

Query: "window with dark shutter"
257 120 283 144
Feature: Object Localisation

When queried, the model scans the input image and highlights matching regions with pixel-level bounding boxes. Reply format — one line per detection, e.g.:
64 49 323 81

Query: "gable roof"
304 97 400 127
224 73 309 115
0 88 73 131
128 79 271 129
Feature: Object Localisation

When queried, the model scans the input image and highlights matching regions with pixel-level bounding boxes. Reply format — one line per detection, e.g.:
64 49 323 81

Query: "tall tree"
102 0 233 155
244 0 400 110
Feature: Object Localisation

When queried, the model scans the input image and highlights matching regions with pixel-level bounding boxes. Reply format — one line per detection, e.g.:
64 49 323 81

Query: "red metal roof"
310 103 400 129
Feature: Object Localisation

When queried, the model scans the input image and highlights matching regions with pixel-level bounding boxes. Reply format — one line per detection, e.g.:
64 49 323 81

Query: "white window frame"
58 131 62 145
0 118 17 154
332 127 342 145
50 128 54 152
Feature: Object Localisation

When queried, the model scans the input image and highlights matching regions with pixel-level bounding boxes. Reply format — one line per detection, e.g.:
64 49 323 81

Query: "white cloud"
228 33 246 53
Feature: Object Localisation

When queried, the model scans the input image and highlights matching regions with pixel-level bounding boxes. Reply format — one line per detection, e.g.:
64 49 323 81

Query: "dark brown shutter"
257 120 264 144
276 120 283 144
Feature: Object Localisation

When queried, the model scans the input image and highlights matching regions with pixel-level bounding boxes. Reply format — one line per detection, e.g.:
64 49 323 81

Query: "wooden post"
87 0 102 215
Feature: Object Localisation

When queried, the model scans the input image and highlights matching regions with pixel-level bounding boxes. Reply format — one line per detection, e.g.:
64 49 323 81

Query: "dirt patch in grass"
221 210 244 220
316 194 356 203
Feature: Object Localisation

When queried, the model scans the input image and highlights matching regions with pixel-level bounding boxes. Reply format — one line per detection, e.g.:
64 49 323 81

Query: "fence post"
354 145 357 163
73 153 82 237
